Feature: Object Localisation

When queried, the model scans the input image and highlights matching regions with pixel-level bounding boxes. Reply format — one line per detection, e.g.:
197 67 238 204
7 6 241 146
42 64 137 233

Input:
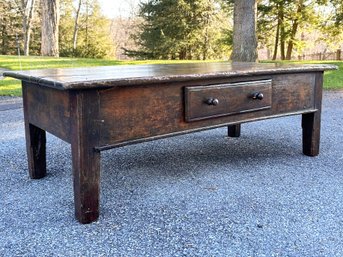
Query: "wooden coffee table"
5 62 336 223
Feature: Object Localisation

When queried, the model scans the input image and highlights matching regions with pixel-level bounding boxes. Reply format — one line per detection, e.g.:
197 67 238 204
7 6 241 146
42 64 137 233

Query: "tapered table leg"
228 124 241 137
71 140 100 223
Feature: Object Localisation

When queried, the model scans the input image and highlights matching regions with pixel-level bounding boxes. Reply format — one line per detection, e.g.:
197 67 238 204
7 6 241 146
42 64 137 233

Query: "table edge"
4 64 338 90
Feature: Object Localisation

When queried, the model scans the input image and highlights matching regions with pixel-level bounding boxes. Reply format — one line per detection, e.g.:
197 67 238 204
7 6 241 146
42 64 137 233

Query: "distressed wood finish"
4 62 336 223
185 80 272 122
302 72 323 156
98 73 316 147
22 82 71 143
4 62 336 90
22 84 47 179
70 90 101 224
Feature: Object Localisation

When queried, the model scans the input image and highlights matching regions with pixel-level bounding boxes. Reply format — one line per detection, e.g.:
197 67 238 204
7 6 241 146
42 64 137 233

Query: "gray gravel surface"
0 97 22 111
1 92 343 257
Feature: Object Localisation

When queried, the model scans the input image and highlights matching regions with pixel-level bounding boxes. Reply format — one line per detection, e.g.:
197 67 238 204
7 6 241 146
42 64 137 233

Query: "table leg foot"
228 124 241 137
302 112 321 156
25 123 46 179
71 144 100 224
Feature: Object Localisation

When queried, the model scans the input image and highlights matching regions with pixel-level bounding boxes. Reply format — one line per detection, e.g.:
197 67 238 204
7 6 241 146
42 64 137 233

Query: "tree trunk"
285 22 297 60
179 48 187 60
83 0 90 55
230 0 257 137
286 0 303 60
21 0 36 56
1 3 8 55
41 0 60 57
202 28 209 60
272 4 280 60
231 0 258 62
73 0 82 52
279 3 286 60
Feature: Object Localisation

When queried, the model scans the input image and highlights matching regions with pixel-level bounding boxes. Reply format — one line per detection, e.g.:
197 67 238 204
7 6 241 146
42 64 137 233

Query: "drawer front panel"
185 80 272 122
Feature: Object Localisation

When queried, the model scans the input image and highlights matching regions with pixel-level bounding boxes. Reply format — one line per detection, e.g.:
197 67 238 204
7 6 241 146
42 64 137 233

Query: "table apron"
22 72 320 151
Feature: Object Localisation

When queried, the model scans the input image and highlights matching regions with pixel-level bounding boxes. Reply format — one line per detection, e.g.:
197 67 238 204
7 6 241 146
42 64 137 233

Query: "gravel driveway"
1 91 343 256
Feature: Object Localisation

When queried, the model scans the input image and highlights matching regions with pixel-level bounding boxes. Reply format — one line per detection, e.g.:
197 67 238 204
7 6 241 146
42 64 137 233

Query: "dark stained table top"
4 62 337 90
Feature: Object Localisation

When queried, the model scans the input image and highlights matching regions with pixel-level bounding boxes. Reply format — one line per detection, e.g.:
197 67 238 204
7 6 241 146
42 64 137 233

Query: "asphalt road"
1 92 343 256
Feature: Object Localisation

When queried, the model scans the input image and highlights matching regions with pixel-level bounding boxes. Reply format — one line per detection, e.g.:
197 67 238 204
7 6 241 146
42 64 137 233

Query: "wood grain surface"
4 62 337 90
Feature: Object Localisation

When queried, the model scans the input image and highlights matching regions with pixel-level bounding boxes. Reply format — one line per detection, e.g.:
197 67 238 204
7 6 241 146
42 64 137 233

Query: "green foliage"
0 1 21 55
59 0 74 56
59 0 114 58
1 0 342 61
316 0 343 48
0 0 113 58
257 0 343 60
330 0 343 27
130 0 231 60
257 3 275 48
0 0 41 56
258 0 314 58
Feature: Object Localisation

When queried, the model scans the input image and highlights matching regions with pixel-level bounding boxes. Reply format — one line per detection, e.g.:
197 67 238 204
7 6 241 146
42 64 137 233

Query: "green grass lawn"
262 60 343 91
0 55 342 96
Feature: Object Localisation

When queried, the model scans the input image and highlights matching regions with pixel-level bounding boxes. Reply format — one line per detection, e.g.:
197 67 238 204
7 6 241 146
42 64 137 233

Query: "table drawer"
185 79 272 122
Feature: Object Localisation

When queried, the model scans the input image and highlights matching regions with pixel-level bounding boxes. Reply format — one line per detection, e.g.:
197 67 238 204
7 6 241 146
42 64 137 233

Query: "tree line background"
0 0 342 60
